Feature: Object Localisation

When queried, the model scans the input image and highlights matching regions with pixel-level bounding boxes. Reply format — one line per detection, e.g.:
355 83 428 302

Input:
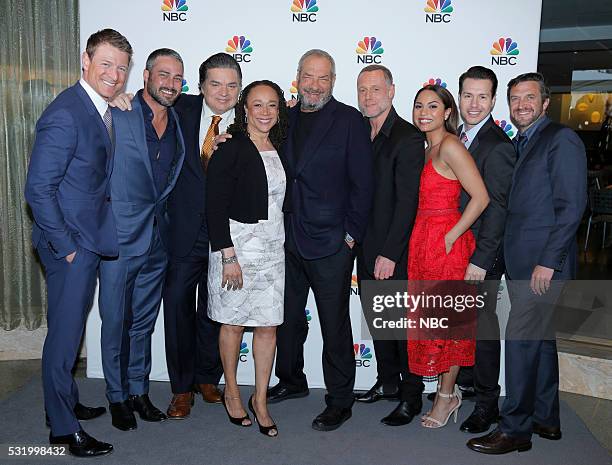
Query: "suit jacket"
109 96 185 257
207 132 287 251
166 93 206 258
283 97 374 260
360 107 424 277
459 116 516 271
25 82 118 258
504 116 587 280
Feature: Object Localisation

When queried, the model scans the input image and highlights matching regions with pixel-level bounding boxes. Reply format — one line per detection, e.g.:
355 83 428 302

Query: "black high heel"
248 395 278 438
222 396 251 427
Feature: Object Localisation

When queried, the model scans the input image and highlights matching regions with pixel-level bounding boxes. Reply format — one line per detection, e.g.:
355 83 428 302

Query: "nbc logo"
305 308 312 322
354 342 373 367
161 0 188 21
289 80 298 100
239 341 250 362
495 119 515 138
490 37 520 66
291 0 318 22
225 35 253 63
423 77 447 88
356 36 384 64
181 79 189 93
424 0 453 23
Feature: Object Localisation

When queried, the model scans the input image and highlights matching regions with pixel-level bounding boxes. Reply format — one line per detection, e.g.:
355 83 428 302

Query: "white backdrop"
83 0 540 391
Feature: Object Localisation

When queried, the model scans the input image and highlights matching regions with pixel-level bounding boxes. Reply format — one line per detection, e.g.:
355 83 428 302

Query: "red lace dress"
407 158 476 377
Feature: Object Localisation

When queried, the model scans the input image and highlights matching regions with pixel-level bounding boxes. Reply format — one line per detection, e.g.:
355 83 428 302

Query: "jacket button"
106 196 111 202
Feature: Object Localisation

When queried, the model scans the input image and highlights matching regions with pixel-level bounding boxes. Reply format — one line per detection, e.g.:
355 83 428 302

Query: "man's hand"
65 251 76 263
108 92 134 111
286 99 298 108
212 132 232 151
374 255 396 280
530 265 554 295
464 263 486 283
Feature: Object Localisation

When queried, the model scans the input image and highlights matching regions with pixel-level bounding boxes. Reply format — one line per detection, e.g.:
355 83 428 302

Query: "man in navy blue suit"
98 49 185 432
468 72 587 454
24 29 132 457
266 49 374 431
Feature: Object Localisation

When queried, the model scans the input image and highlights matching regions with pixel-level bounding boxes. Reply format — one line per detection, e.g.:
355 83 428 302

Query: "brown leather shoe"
533 422 562 440
198 384 223 403
467 429 532 454
167 393 194 419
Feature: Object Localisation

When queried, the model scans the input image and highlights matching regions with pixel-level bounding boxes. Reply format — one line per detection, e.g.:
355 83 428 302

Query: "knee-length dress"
207 150 286 327
407 158 476 377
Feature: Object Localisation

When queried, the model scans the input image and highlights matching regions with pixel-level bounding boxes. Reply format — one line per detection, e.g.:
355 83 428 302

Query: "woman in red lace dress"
409 85 489 428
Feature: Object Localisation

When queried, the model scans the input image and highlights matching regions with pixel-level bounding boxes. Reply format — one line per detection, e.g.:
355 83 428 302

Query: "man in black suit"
267 49 374 431
162 53 242 418
352 65 425 426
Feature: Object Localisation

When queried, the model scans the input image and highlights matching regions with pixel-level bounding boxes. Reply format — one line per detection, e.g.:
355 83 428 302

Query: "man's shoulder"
174 93 201 113
390 115 421 139
331 98 362 119
38 85 82 124
477 118 513 147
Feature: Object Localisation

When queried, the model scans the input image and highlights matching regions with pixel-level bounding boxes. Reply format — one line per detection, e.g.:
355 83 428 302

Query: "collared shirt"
371 106 398 152
516 113 548 143
79 78 108 118
198 104 235 148
137 90 178 194
460 116 490 150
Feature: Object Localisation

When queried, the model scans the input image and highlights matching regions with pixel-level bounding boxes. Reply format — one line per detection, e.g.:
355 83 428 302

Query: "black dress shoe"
45 402 107 427
109 401 137 431
380 401 422 426
129 394 167 422
312 406 352 431
533 422 562 440
460 406 499 433
467 429 532 454
267 384 309 404
355 381 399 403
49 429 113 457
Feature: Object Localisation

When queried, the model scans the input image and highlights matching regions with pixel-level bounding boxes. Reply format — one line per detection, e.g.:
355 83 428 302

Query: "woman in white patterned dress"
206 80 288 437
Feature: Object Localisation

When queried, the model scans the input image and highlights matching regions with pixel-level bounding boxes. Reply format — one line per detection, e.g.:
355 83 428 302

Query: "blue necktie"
515 134 528 159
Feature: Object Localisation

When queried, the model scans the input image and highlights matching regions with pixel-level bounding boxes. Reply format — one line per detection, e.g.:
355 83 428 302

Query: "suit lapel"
284 105 300 174
74 82 113 163
159 108 186 200
126 98 156 194
295 98 338 175
512 116 551 178
184 95 204 180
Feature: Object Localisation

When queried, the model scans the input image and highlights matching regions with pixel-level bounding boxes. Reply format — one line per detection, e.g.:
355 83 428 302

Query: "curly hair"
227 80 289 151
414 84 459 135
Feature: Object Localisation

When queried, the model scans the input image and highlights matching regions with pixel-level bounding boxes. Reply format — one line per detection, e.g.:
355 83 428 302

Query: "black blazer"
459 116 516 272
360 107 424 278
166 94 206 258
206 132 287 251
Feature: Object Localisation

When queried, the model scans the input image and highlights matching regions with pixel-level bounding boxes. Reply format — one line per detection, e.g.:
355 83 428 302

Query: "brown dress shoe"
467 429 532 454
167 393 194 419
198 384 222 403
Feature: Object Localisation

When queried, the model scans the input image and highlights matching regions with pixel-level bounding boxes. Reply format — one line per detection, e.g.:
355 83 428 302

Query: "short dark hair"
145 48 183 71
85 29 133 62
507 72 550 103
414 84 459 135
228 80 288 151
198 53 242 90
358 65 393 86
458 66 498 96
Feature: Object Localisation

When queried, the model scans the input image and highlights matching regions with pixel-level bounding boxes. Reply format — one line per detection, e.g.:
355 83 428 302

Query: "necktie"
201 115 222 169
460 131 468 146
515 134 528 159
103 106 113 140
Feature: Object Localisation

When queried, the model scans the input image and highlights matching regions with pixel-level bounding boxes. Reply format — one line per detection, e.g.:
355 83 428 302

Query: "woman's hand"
221 247 243 290
444 232 456 255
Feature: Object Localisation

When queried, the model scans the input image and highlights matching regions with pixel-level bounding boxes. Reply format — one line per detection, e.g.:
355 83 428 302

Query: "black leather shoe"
467 429 532 454
45 402 107 427
267 384 309 404
460 406 499 433
49 429 113 457
428 385 475 402
380 401 422 426
312 406 352 431
128 394 167 422
355 381 399 403
533 422 562 440
109 401 137 431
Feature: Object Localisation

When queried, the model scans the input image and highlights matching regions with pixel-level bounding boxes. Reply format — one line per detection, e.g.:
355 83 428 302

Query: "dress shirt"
198 104 234 148
79 78 109 118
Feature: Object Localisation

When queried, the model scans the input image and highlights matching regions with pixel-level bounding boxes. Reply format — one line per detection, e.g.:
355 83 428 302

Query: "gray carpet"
0 377 609 465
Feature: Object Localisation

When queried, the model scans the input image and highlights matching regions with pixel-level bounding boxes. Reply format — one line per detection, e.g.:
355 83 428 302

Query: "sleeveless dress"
207 150 286 327
407 158 476 377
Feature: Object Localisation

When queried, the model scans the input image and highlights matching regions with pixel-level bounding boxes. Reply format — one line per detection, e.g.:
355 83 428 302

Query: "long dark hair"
414 84 459 135
227 80 289 151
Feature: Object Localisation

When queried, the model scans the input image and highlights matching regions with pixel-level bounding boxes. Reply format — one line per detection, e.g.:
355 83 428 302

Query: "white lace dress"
207 150 286 327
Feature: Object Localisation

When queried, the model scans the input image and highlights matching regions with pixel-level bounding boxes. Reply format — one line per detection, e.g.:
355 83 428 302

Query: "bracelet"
221 255 238 265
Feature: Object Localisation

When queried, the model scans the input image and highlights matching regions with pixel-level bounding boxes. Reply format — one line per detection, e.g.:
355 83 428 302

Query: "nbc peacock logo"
289 80 298 100
291 0 318 22
495 119 515 138
423 77 447 88
424 0 453 23
225 35 253 63
239 341 250 362
161 0 188 21
354 342 373 367
356 36 384 64
181 79 189 93
490 37 520 66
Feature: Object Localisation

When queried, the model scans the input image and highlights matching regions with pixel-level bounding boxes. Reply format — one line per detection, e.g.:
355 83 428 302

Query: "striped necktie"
102 106 113 140
201 115 222 170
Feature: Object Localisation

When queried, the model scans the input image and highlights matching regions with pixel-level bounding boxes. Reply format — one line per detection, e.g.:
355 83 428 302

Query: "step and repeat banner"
83 0 541 390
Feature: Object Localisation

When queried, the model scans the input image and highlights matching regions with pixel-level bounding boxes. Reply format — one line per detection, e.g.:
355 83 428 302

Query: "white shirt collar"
79 78 109 118
202 103 234 132
462 115 490 149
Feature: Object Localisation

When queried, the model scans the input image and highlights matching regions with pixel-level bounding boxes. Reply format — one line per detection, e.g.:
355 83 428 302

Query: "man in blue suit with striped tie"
25 29 132 457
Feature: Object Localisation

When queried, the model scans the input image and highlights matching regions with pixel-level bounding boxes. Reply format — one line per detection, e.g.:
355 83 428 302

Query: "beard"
298 87 333 112
147 81 179 108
